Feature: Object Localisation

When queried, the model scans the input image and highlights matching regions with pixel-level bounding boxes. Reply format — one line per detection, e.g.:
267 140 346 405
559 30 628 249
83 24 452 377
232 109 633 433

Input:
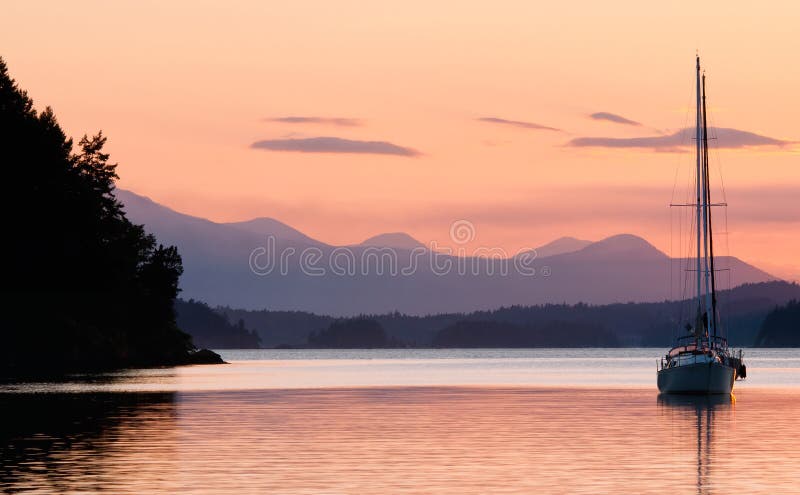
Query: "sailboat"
657 56 747 395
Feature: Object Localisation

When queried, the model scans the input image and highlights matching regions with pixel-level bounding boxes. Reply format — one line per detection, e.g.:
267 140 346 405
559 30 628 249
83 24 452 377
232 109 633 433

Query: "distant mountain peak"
224 217 324 246
358 232 426 250
594 233 658 248
575 233 667 259
533 236 593 258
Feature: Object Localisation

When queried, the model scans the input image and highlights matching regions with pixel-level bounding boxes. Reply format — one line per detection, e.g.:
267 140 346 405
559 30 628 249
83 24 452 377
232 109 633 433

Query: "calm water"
2 349 799 494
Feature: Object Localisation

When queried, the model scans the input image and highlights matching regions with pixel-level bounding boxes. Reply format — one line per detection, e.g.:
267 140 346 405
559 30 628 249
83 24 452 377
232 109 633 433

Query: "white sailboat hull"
657 361 735 395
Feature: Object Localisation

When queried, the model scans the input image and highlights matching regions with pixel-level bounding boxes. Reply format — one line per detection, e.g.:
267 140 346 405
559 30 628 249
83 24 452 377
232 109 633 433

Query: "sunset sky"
3 1 799 279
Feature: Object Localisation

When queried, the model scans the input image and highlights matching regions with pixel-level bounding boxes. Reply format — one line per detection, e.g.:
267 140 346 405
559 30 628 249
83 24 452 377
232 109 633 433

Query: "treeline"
0 57 214 374
755 300 800 347
220 307 334 347
432 320 619 347
307 318 404 348
176 299 261 349
221 281 800 348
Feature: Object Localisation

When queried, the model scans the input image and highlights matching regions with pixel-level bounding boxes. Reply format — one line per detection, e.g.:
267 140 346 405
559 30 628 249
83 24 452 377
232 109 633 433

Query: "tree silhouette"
0 57 196 373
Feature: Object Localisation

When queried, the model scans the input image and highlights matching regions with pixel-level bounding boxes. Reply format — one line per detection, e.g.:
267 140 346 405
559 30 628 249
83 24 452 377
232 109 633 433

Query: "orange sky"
3 1 799 279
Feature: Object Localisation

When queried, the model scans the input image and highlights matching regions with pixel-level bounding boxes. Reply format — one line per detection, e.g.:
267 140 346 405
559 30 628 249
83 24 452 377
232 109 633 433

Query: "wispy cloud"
567 127 793 152
589 112 641 126
251 136 420 156
266 116 362 127
478 117 562 132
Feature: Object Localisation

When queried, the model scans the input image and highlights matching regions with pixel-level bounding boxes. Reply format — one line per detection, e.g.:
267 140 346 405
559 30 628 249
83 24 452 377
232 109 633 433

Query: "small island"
307 318 404 348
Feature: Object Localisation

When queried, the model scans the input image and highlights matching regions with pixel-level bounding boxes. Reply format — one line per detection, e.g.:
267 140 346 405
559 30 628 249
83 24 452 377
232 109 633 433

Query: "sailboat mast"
700 70 713 349
702 73 719 341
694 56 704 324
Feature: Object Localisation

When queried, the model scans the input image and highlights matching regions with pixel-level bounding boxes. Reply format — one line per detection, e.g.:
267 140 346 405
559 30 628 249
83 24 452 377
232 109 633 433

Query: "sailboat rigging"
657 56 747 395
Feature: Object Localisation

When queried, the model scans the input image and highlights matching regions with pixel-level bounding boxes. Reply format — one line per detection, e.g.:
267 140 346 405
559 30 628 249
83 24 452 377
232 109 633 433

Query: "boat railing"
661 351 720 370
670 334 728 352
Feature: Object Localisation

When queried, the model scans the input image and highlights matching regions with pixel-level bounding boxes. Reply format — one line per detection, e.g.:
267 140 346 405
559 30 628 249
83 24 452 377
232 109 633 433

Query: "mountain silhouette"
358 232 426 250
531 236 592 258
117 188 776 315
564 233 666 260
225 218 327 246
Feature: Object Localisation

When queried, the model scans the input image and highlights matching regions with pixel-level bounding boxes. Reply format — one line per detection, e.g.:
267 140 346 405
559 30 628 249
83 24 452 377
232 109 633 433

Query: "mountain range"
116 189 776 315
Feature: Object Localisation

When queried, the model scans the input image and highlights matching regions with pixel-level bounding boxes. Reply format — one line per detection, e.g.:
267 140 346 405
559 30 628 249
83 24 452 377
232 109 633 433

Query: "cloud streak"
478 117 562 132
589 112 641 126
408 185 800 230
567 127 793 151
267 116 362 127
251 136 420 156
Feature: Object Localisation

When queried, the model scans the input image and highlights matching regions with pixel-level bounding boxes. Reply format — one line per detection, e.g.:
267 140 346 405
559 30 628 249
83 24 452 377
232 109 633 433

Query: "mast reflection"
658 394 733 495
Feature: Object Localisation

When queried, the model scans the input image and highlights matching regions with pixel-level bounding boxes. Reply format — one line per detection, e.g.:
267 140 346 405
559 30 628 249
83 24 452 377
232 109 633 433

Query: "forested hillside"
224 282 800 348
0 58 209 374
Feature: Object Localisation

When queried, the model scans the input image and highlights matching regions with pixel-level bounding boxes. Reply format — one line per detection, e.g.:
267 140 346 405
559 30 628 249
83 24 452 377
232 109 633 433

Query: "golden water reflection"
2 387 799 494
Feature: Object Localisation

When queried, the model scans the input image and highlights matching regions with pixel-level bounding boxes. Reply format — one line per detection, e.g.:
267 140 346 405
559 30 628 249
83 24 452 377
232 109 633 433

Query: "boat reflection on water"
658 393 734 495
657 392 734 408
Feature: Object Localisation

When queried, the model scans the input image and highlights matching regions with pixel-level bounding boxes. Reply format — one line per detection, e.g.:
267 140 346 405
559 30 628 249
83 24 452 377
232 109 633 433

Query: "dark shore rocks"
184 349 226 365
